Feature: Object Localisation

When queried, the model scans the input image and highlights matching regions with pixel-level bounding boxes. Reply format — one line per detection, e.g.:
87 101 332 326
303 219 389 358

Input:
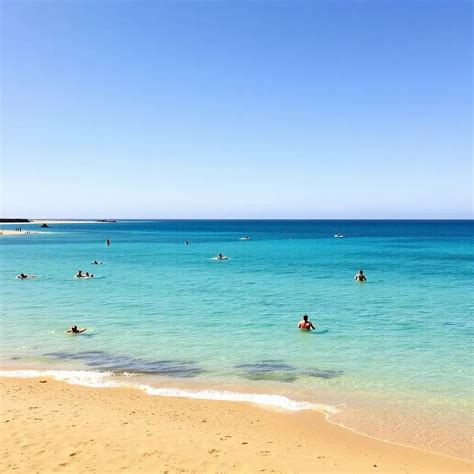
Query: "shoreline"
0 219 116 225
0 229 51 236
1 376 471 473
0 365 472 463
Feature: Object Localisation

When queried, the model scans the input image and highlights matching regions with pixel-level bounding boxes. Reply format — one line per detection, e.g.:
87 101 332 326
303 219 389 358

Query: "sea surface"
1 220 473 459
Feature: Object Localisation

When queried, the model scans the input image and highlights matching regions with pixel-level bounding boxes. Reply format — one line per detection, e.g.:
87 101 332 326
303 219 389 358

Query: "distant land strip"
0 218 31 223
0 219 116 223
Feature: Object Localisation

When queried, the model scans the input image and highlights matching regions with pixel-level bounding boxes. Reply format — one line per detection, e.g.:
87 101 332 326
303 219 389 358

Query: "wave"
0 369 338 413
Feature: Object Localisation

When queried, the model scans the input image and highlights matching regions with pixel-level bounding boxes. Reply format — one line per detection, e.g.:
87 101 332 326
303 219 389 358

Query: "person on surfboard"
67 325 86 334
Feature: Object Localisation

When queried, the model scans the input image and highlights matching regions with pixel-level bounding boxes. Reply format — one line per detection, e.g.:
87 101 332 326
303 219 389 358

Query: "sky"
1 0 472 219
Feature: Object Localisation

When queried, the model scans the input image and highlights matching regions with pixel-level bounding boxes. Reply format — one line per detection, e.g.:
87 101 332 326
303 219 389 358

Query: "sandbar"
0 219 115 225
31 219 115 224
0 230 48 236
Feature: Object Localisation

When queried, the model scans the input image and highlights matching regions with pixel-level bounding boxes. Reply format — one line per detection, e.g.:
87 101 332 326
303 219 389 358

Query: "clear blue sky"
1 0 472 218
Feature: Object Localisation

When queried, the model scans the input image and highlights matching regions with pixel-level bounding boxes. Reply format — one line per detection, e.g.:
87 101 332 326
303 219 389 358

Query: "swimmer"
105 239 110 247
66 325 86 334
185 241 189 245
85 272 90 277
354 269 367 282
297 314 315 331
16 273 36 279
76 270 84 278
92 260 101 265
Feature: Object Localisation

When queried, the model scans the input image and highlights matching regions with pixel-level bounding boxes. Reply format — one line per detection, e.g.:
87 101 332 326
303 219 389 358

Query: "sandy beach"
1 377 471 473
0 220 115 226
0 229 48 236
30 220 115 225
0 219 114 235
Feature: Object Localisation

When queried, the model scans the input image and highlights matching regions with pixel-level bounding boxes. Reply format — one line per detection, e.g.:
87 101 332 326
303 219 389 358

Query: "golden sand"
0 230 45 236
1 378 471 473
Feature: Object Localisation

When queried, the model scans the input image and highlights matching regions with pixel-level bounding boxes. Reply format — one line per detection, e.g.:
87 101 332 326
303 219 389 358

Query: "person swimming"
105 239 110 247
298 314 315 331
76 270 83 278
185 241 189 245
66 325 86 334
18 273 28 279
354 269 367 282
92 260 102 265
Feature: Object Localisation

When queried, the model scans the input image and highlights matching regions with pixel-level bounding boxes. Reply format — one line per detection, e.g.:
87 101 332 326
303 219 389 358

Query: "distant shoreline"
0 218 472 223
0 230 50 236
0 219 116 224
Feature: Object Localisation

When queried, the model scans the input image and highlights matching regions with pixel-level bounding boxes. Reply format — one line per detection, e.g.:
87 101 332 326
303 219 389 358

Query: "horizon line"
2 217 473 222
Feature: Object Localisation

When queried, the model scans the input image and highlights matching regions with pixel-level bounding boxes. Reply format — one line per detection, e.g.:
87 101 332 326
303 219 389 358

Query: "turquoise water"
1 220 473 458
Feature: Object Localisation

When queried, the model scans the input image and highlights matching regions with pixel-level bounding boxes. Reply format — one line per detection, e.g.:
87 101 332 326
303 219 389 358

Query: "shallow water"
1 220 473 458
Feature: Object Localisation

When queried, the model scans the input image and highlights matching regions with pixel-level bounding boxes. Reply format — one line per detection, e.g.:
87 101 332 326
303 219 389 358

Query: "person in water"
298 314 315 331
67 325 86 334
76 270 83 278
19 273 28 279
85 272 90 277
105 239 110 246
354 270 367 282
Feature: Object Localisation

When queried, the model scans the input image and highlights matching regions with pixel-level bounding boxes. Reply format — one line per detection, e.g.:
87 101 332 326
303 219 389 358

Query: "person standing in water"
354 269 367 282
297 314 315 331
105 239 110 247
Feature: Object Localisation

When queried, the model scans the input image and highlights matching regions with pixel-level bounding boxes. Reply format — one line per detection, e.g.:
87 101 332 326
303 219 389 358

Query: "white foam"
138 385 316 411
0 369 338 413
0 370 119 388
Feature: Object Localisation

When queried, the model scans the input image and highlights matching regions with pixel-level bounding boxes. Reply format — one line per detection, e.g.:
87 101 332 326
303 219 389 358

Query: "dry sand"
0 230 47 236
1 378 471 473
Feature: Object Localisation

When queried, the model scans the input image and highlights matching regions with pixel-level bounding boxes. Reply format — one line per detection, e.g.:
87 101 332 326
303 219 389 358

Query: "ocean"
1 220 472 459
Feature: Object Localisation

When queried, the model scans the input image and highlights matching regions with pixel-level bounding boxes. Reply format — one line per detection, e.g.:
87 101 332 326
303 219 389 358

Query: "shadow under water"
44 350 204 377
235 359 343 382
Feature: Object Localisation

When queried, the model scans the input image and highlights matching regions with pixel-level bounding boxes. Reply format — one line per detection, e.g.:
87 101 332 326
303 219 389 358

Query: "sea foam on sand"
0 369 338 413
